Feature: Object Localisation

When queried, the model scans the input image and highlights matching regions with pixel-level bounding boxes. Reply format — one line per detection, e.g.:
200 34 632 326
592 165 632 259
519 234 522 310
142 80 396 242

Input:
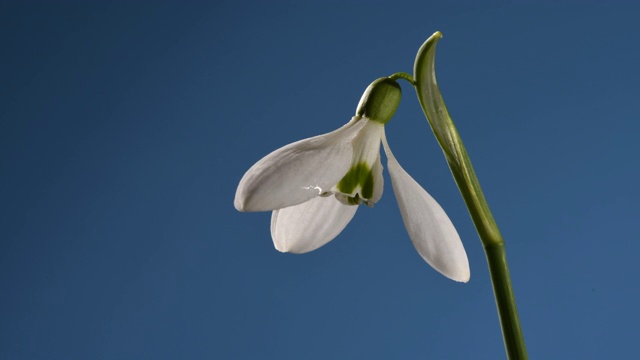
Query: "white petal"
382 135 469 282
271 196 358 254
368 152 384 206
234 117 367 212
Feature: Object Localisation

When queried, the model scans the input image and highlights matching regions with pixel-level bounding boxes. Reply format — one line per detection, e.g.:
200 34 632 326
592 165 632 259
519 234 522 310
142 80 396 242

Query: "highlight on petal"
382 134 469 282
234 118 367 212
271 196 358 254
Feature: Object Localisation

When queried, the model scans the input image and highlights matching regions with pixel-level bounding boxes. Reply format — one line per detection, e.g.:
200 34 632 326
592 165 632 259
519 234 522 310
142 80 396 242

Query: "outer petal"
382 135 469 282
235 118 366 212
271 196 358 254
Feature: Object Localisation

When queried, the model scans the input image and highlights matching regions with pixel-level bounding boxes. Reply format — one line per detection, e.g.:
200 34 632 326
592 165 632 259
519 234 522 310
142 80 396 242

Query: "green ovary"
336 162 374 201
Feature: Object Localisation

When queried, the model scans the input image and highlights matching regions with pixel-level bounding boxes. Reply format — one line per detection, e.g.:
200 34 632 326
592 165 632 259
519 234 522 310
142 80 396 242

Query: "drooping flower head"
235 77 469 282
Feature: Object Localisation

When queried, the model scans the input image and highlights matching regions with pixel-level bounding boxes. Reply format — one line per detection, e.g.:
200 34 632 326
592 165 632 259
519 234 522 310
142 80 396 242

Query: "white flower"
234 78 470 282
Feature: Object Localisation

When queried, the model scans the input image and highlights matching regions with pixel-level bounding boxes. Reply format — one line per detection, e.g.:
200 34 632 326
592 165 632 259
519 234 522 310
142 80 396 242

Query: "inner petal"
331 119 384 206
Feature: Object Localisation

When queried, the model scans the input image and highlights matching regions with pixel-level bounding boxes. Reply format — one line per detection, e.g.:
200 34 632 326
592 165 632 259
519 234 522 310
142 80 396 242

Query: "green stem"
451 159 527 360
413 31 528 359
388 72 416 85
485 243 526 360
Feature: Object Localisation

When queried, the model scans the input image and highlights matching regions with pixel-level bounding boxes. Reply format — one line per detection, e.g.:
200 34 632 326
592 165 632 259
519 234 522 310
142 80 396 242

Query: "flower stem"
413 32 528 359
388 72 416 85
485 243 525 360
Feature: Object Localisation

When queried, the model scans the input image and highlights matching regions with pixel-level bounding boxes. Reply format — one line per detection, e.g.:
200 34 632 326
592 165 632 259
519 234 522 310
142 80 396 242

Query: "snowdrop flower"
234 78 469 282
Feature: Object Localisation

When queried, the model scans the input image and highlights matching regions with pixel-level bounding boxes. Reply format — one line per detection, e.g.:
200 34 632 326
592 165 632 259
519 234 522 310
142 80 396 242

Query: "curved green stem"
413 32 528 359
388 72 416 85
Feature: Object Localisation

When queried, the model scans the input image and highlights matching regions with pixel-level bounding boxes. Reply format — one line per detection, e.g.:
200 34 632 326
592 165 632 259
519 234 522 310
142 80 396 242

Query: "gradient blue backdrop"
2 1 639 359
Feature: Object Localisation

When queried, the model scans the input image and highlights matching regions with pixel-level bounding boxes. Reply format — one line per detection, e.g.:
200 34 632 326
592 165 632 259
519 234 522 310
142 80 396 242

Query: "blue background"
2 1 639 359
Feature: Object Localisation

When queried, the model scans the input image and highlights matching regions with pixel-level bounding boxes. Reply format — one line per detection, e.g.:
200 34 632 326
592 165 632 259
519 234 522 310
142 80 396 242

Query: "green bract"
355 77 401 124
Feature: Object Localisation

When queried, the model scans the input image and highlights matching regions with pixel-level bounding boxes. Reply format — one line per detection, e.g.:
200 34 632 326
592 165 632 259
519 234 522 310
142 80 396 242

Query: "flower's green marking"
336 162 374 200
347 194 362 205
